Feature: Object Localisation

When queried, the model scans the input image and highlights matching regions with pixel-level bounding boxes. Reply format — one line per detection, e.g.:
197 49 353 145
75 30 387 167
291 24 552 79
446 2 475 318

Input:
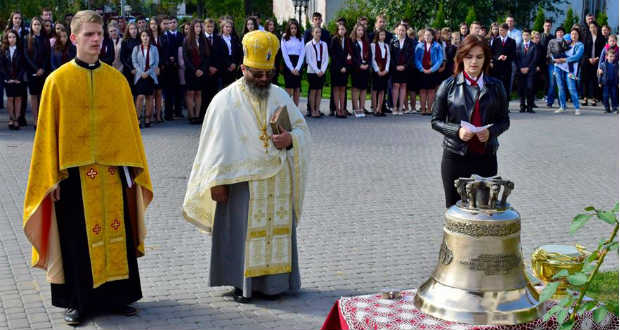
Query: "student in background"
390 24 412 115
50 29 75 70
132 30 159 127
109 24 123 71
0 29 26 130
24 16 51 129
182 19 209 124
121 22 140 95
281 19 305 106
330 23 350 118
415 28 443 115
598 48 618 113
515 29 537 113
350 23 371 118
200 18 221 122
219 19 242 88
371 29 390 116
149 17 164 123
305 27 329 118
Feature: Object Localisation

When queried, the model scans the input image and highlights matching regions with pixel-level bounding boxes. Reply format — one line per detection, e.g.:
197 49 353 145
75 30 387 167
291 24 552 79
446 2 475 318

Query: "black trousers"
51 167 142 314
162 67 182 118
440 150 498 208
517 71 535 108
200 75 220 120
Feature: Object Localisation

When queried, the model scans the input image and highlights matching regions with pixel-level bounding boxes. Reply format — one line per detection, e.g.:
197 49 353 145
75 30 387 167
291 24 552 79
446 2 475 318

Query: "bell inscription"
459 254 521 276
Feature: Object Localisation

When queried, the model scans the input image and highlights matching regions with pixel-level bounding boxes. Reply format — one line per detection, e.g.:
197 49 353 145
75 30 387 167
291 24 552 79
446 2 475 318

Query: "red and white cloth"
321 289 618 330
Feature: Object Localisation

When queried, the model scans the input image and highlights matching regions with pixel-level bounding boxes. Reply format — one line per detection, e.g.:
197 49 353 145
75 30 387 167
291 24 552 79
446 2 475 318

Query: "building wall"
545 0 618 33
273 0 346 26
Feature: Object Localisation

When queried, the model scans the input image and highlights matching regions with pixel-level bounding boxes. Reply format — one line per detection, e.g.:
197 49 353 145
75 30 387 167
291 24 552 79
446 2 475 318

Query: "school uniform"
515 40 538 112
200 32 223 119
329 36 351 87
120 37 140 94
182 37 210 91
23 34 51 96
351 39 371 90
406 38 420 92
281 35 305 89
220 33 242 87
491 35 516 99
371 41 390 91
50 43 76 70
131 44 159 96
305 39 329 90
163 29 185 119
0 45 26 97
111 37 124 71
415 41 444 89
99 37 115 66
151 34 166 90
390 37 413 84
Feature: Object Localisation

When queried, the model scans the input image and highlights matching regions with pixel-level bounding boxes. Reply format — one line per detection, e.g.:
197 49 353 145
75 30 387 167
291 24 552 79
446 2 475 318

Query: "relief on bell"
459 254 521 276
438 241 453 265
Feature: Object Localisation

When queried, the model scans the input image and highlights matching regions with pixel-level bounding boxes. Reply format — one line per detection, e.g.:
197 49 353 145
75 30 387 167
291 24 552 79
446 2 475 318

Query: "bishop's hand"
272 126 292 150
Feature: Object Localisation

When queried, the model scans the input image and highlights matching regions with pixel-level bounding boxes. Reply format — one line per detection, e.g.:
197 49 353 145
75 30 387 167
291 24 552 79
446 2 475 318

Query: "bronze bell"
414 176 544 325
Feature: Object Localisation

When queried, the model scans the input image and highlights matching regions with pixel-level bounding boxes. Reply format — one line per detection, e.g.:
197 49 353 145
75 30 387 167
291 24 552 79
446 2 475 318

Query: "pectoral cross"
259 128 270 153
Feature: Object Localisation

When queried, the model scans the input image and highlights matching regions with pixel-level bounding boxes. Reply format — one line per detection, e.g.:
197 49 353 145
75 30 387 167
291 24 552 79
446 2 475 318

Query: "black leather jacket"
431 73 510 156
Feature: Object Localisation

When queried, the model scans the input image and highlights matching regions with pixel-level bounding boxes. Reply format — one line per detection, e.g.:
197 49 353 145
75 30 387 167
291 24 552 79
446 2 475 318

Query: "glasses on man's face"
248 69 275 79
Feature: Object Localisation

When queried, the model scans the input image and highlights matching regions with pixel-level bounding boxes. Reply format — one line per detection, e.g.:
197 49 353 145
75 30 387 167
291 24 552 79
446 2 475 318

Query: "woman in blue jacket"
132 30 159 127
552 28 584 115
415 28 443 115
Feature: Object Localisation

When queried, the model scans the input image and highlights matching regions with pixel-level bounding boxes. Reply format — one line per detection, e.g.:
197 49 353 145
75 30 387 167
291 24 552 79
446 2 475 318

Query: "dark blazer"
515 41 538 72
182 37 210 75
431 73 510 156
351 38 371 71
99 37 115 65
120 37 140 76
204 34 226 71
0 47 26 81
163 30 184 66
390 37 414 71
50 44 76 70
23 34 51 74
220 34 242 70
490 36 516 75
329 36 351 73
584 34 606 63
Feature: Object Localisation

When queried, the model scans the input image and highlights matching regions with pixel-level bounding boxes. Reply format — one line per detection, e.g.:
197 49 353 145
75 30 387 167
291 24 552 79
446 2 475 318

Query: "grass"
587 270 619 315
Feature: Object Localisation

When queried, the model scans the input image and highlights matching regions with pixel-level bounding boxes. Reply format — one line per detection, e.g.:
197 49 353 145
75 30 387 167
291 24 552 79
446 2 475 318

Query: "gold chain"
240 81 270 153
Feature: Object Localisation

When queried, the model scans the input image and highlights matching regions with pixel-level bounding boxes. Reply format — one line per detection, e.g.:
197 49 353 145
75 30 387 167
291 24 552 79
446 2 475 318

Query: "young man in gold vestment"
23 10 153 325
183 31 311 303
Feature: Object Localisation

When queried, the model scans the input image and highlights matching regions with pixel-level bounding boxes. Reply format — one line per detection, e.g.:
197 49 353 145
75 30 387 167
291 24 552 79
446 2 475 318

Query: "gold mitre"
242 30 280 70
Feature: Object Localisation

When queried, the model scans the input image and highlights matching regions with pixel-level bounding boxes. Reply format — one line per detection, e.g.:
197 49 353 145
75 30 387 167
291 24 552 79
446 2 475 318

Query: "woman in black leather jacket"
120 22 140 95
431 35 510 207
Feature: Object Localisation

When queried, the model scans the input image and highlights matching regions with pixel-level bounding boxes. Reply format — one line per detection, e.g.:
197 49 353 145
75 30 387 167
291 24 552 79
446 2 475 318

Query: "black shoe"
363 109 372 114
19 117 27 126
547 103 553 108
384 108 392 113
144 121 152 128
605 107 611 113
64 308 81 325
519 106 526 113
527 107 536 113
164 115 173 121
232 288 251 304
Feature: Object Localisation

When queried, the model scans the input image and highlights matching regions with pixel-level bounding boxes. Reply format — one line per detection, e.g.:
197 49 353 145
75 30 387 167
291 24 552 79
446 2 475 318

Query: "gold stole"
244 164 293 277
78 164 129 288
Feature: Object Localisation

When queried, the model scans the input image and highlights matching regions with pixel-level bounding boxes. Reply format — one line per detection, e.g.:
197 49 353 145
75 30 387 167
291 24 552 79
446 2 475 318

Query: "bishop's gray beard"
242 77 270 100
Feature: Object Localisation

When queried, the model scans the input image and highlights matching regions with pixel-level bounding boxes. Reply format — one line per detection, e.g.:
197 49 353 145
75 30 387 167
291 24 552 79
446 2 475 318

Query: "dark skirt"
372 72 389 91
283 55 302 89
407 68 421 91
51 167 142 314
134 76 154 96
5 82 26 97
27 74 46 95
419 70 439 89
351 68 370 90
331 68 348 87
391 67 408 84
185 70 205 91
308 73 326 90
122 69 136 95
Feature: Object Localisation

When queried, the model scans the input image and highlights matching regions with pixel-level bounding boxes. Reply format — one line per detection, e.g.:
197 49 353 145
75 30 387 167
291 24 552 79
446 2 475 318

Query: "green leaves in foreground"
567 272 588 286
539 281 560 302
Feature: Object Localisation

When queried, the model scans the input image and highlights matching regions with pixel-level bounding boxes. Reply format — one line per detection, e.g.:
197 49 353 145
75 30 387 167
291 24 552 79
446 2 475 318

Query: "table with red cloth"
321 289 618 330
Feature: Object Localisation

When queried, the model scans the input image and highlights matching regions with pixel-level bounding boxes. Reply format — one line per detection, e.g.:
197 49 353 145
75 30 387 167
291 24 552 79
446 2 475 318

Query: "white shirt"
304 39 328 74
357 40 365 60
281 36 305 71
9 45 16 59
398 38 404 49
591 35 597 58
371 41 391 72
425 42 431 51
222 35 232 55
465 72 485 89
523 41 530 51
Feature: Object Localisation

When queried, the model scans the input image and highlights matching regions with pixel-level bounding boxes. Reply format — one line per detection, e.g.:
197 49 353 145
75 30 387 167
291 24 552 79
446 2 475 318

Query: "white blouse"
281 36 305 71
371 41 390 72
9 45 16 59
305 39 329 74
222 34 232 55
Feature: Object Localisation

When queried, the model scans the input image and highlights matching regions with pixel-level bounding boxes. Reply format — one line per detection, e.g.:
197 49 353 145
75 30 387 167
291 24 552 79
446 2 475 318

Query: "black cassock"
51 167 142 313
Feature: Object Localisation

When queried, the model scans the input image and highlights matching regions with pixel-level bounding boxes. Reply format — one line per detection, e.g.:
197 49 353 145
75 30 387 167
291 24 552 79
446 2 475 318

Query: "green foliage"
596 11 608 27
563 8 579 33
465 6 477 26
532 5 545 32
538 203 618 330
432 2 447 30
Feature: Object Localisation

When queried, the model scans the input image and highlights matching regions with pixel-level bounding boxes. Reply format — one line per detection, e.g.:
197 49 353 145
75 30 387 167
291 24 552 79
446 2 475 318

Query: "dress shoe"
254 291 281 301
64 308 81 325
519 106 526 113
232 288 251 304
527 107 535 113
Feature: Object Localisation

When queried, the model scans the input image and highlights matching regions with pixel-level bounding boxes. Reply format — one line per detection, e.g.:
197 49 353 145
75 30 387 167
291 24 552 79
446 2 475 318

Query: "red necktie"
463 72 485 154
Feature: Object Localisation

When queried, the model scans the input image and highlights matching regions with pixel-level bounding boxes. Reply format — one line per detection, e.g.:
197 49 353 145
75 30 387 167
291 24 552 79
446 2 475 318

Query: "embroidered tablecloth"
321 289 618 330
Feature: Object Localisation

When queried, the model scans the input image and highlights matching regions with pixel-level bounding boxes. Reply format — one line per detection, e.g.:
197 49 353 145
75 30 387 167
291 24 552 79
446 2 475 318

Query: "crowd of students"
1 10 618 131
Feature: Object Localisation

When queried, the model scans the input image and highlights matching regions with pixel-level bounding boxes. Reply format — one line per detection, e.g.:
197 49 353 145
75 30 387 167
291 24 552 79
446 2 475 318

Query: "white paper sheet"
460 121 493 133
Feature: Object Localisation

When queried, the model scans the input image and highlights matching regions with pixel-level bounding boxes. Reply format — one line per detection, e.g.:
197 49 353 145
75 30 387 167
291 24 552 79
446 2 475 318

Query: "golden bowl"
531 244 587 297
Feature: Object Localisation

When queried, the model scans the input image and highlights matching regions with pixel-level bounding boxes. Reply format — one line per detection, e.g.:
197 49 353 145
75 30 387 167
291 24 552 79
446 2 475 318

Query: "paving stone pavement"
0 98 618 330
